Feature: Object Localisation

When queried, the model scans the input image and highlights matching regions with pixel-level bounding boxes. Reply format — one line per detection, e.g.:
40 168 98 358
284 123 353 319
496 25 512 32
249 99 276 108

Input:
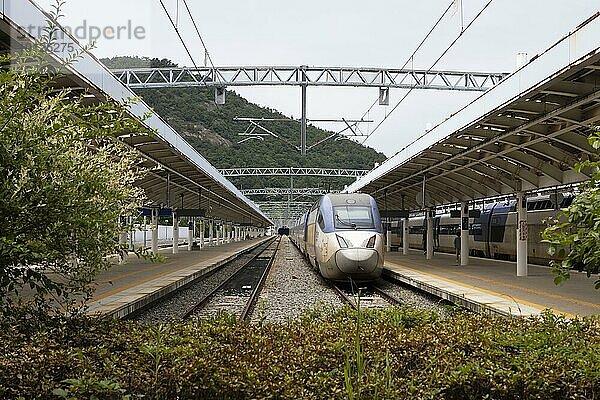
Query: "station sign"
139 208 173 217
450 209 480 218
380 210 410 219
469 210 481 218
176 209 206 217
519 221 528 241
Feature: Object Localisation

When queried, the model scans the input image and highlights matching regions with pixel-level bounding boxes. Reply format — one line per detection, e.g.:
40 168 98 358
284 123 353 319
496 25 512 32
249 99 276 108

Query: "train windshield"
333 206 375 230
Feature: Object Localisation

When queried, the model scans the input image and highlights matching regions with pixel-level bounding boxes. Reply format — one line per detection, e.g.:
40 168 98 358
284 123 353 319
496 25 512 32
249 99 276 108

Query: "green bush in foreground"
0 307 598 399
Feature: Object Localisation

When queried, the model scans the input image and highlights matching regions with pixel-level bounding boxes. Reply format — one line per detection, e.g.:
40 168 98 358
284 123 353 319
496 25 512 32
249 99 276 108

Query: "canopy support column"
460 202 470 266
188 218 194 251
516 192 528 277
403 217 409 255
426 208 434 260
151 208 159 255
172 212 179 254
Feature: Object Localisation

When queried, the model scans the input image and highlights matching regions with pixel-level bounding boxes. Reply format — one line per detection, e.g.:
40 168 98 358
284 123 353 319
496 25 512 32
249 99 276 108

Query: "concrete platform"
87 237 272 318
384 250 600 318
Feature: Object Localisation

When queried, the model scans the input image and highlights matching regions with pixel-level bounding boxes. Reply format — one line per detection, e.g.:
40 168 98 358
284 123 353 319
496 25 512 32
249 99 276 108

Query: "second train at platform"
386 195 573 264
289 193 384 282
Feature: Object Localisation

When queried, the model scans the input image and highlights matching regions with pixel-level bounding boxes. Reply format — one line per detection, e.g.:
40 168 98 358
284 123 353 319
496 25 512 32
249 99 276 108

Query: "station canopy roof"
346 13 600 211
1 0 271 227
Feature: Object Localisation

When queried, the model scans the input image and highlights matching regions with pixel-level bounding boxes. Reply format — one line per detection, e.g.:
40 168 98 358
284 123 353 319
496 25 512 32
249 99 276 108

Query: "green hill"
101 56 386 194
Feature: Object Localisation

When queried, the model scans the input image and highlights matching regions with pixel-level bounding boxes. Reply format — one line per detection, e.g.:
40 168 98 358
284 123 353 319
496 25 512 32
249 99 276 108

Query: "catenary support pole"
172 212 179 254
151 208 159 255
129 216 134 251
385 191 391 252
300 69 307 156
143 216 148 250
426 209 434 260
386 223 392 253
460 202 469 266
188 218 194 251
119 216 128 263
403 216 409 255
199 219 204 249
516 192 528 277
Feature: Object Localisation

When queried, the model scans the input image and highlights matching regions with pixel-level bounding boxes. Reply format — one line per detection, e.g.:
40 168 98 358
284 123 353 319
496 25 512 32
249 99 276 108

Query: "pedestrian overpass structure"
1 0 272 252
346 13 600 276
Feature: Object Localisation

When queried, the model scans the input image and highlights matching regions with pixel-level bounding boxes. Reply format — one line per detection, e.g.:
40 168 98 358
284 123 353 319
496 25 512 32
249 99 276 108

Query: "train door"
489 202 514 260
434 216 441 251
474 204 495 257
396 219 403 248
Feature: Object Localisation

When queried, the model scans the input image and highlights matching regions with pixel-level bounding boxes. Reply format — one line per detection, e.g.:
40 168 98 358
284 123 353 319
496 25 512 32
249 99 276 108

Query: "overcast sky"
36 0 600 158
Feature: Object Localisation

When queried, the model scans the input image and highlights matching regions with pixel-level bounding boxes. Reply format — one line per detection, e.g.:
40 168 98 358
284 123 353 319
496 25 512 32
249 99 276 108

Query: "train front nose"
334 248 379 273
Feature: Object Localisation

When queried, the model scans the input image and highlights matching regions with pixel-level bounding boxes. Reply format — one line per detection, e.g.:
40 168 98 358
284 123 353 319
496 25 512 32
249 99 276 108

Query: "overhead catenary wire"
362 0 495 145
181 0 217 70
159 0 199 69
357 0 455 129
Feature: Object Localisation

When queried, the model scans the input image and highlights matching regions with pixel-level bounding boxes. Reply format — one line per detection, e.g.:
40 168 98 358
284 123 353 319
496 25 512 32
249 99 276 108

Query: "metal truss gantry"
113 66 507 91
241 187 339 197
256 201 312 224
219 167 370 178
225 168 363 221
113 66 508 155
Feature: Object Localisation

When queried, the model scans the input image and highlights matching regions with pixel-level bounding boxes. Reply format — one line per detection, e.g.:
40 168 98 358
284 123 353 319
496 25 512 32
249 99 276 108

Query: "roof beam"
503 149 564 184
484 157 539 187
369 88 600 198
440 171 491 197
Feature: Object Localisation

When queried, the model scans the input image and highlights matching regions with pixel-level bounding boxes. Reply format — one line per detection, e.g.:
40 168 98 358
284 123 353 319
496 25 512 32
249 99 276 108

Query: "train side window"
409 226 424 235
317 212 325 230
562 197 573 208
470 224 482 236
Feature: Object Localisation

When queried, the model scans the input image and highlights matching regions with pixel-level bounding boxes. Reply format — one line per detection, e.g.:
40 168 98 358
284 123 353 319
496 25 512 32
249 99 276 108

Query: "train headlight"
366 235 376 248
336 235 349 248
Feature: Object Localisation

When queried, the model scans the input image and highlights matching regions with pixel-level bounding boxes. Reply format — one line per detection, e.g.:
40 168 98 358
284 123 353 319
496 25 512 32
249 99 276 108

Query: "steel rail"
372 285 404 306
330 283 358 310
239 237 282 321
182 237 277 320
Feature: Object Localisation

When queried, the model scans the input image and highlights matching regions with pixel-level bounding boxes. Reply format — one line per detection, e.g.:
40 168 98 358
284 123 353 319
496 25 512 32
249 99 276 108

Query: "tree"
542 129 600 289
0 14 148 314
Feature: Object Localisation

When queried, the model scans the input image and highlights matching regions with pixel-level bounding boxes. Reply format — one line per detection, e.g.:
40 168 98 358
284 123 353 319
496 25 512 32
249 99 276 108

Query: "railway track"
183 237 281 321
331 282 403 310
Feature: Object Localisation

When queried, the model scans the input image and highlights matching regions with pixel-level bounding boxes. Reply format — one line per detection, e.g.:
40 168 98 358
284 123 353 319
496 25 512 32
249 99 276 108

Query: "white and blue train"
290 193 385 282
387 195 573 265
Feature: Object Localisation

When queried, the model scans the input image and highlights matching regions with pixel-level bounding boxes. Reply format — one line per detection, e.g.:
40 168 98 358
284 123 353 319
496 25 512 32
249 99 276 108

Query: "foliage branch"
0 3 148 314
542 129 600 289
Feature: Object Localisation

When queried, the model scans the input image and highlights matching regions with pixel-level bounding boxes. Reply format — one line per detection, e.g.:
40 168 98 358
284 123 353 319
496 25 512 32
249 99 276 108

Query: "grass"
0 306 598 399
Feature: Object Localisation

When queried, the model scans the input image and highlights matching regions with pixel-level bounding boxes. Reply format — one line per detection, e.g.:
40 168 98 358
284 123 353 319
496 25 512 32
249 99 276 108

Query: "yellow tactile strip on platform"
384 262 574 318
86 239 271 318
